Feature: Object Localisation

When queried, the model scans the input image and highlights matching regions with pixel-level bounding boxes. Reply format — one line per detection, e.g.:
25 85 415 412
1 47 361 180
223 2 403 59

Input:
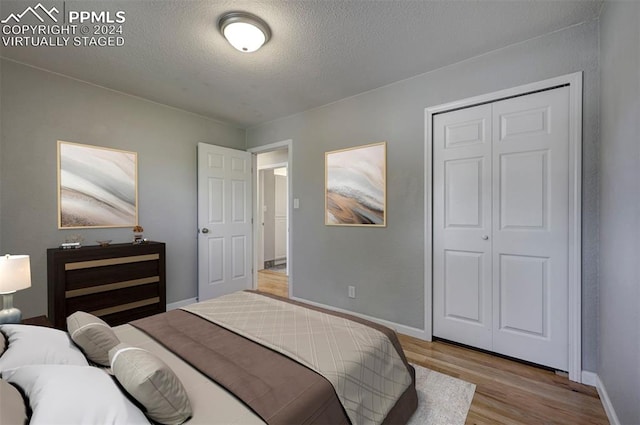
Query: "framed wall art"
325 141 386 227
57 141 138 229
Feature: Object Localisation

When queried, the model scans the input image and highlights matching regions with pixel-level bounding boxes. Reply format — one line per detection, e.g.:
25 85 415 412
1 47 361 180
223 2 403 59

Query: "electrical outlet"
348 286 356 298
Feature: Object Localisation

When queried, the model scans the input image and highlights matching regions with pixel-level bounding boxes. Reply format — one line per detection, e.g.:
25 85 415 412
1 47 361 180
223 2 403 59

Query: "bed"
0 290 418 425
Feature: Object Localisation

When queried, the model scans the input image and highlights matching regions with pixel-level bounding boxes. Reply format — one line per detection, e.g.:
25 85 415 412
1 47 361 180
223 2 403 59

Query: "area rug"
407 364 476 425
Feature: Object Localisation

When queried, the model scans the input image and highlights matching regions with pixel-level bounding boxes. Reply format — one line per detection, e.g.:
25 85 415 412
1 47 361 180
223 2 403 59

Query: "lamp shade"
0 255 31 293
219 12 271 53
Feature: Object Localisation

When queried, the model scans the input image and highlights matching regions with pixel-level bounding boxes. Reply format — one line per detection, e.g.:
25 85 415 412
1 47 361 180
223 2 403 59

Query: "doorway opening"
258 163 288 273
249 141 292 299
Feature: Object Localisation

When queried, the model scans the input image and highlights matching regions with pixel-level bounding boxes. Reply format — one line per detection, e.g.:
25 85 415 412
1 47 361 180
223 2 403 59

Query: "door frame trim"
248 140 293 298
424 72 583 382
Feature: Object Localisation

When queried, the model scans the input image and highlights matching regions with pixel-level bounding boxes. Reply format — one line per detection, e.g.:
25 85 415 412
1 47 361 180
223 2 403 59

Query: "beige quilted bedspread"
182 291 411 425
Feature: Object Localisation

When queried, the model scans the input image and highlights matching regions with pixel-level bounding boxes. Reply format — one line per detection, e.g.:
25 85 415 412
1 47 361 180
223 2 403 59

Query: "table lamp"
0 254 31 324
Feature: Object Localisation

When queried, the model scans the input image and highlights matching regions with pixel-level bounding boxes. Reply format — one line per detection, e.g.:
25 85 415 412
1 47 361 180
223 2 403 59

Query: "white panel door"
197 143 252 301
433 104 493 350
433 86 570 371
491 87 569 370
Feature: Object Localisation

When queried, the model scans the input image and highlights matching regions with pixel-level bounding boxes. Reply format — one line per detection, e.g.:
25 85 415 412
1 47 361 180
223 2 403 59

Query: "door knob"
481 235 489 240
201 228 210 234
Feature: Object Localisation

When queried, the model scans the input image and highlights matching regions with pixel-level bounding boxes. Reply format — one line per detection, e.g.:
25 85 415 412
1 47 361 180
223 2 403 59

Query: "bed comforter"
131 290 417 425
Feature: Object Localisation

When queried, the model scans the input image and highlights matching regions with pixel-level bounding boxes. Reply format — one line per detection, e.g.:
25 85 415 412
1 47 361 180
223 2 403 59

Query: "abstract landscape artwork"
325 142 386 226
58 141 137 228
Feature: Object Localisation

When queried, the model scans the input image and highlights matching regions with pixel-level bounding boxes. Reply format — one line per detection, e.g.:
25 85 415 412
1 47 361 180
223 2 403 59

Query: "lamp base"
0 307 22 324
0 292 21 324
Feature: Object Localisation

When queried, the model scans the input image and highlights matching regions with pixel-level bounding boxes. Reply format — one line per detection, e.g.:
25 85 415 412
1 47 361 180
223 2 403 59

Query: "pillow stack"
0 322 94 425
0 311 192 425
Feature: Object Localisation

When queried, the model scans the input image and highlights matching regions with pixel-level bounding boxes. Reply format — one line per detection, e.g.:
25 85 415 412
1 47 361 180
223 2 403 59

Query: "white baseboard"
290 296 428 340
595 374 621 425
581 370 597 387
166 297 198 311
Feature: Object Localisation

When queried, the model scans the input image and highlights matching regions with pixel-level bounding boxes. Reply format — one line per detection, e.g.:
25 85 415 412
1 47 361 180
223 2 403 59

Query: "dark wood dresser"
47 242 166 329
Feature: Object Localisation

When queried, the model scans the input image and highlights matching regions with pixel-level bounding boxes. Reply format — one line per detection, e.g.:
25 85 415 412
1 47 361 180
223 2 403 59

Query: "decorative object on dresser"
132 225 144 244
47 242 166 329
0 254 32 324
61 234 84 249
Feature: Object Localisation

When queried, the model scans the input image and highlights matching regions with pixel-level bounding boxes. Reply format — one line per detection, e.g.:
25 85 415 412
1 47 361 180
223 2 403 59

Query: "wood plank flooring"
257 270 609 425
256 269 288 298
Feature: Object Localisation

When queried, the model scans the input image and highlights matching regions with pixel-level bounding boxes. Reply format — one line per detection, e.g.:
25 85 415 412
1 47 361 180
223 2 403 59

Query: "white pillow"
3 364 150 424
0 325 88 372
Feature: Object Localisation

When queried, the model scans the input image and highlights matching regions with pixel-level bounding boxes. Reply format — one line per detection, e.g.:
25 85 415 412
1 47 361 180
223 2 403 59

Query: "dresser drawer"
47 242 166 329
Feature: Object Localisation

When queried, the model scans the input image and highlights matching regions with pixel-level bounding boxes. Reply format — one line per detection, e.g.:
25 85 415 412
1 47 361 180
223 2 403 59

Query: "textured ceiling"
0 0 602 128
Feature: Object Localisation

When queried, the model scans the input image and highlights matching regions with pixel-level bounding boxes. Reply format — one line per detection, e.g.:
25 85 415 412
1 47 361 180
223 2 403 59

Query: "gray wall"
598 2 640 423
0 59 245 318
247 21 600 371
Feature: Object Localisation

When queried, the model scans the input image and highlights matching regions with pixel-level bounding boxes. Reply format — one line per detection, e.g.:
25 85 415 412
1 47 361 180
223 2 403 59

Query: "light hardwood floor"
256 269 289 298
257 270 609 425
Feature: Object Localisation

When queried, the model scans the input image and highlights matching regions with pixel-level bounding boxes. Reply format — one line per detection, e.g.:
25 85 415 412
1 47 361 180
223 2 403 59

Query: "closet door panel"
433 104 493 350
491 87 569 370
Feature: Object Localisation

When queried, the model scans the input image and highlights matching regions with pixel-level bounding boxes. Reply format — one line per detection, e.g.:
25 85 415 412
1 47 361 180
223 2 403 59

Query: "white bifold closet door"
433 86 569 371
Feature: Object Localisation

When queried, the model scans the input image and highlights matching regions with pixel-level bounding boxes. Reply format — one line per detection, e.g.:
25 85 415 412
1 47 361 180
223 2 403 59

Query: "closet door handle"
481 235 489 240
201 228 210 234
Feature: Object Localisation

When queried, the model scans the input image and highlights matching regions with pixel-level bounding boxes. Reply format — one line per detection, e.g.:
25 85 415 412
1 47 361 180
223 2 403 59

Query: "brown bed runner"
131 309 349 425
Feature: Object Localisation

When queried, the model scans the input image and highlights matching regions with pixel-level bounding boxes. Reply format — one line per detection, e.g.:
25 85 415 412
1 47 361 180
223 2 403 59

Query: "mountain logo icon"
1 3 59 24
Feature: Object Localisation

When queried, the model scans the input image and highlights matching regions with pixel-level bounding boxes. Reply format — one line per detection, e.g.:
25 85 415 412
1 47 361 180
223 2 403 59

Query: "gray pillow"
110 343 192 425
0 378 27 425
67 311 120 366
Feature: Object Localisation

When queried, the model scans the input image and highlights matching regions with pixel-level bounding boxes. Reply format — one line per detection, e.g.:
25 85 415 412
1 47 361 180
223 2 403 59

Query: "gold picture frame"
57 141 138 229
325 141 387 227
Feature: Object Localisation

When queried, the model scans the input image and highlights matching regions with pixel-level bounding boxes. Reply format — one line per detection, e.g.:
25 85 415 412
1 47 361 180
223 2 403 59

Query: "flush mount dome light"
218 11 271 53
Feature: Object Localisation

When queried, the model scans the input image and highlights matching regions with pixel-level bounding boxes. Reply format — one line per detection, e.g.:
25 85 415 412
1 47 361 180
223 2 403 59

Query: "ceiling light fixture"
218 11 271 53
